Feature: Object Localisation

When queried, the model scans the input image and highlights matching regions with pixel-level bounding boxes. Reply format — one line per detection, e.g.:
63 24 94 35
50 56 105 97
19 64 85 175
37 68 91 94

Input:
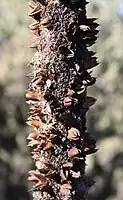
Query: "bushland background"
0 0 123 200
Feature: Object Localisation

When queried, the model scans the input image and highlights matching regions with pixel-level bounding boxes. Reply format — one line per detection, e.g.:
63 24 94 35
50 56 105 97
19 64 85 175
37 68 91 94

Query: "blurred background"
0 0 123 200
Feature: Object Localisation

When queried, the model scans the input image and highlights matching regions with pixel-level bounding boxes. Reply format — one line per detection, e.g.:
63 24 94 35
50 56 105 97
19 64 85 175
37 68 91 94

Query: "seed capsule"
70 170 80 178
28 4 42 17
43 142 54 151
63 162 73 168
79 25 90 31
63 97 72 107
60 183 72 194
67 127 80 141
27 132 39 140
68 147 80 158
29 22 40 30
25 91 39 101
27 117 41 128
28 140 40 147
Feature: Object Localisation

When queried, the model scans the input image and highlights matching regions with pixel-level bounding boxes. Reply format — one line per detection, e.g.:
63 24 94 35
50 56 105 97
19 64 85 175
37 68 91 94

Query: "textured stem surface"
26 0 99 200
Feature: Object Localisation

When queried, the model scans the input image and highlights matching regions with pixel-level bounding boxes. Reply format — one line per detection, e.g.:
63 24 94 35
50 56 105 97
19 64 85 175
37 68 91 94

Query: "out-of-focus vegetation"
0 0 123 200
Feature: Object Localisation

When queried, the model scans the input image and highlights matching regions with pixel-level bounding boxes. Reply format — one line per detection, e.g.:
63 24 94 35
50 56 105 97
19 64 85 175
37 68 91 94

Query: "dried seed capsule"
29 22 40 30
25 91 39 101
28 4 42 17
43 142 54 151
63 97 72 107
27 117 41 128
70 170 81 178
67 127 80 141
68 147 80 158
79 25 91 31
28 140 40 147
27 132 39 140
63 162 73 168
60 183 72 194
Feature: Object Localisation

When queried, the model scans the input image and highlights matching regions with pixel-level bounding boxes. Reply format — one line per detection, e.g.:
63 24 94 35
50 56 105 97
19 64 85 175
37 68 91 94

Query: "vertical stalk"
26 0 99 199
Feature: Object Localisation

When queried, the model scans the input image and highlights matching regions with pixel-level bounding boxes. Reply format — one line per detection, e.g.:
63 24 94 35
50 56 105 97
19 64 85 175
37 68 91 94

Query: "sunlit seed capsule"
77 86 86 95
28 176 39 183
27 132 39 140
63 162 73 168
70 170 80 178
60 183 72 194
67 127 80 141
28 140 40 147
27 118 41 128
79 25 91 31
28 170 41 176
28 0 36 9
28 4 42 17
29 22 40 30
63 97 72 107
25 91 39 101
67 89 75 96
68 147 79 158
43 142 54 151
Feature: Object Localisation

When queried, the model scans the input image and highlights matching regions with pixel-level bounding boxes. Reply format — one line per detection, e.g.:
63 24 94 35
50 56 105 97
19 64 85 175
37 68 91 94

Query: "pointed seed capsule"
43 142 54 151
25 91 39 101
79 25 90 31
28 4 42 17
68 147 80 158
67 127 80 141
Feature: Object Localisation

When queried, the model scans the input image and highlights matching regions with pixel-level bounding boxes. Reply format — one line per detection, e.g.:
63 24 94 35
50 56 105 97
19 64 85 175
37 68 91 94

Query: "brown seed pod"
60 183 72 194
28 175 39 183
28 4 42 17
26 117 41 128
63 97 72 107
63 162 73 168
27 132 39 140
70 170 80 178
67 89 75 96
68 147 80 158
28 140 40 147
67 127 80 141
28 170 41 176
25 91 39 101
29 21 40 36
79 25 91 31
43 141 54 151
29 21 40 30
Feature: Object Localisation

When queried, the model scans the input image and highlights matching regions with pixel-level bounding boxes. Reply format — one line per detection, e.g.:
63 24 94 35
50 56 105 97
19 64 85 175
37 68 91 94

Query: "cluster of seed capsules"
26 0 99 200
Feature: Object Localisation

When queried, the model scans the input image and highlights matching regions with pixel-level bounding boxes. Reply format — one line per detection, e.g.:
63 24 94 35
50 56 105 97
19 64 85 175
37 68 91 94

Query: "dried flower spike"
26 0 99 199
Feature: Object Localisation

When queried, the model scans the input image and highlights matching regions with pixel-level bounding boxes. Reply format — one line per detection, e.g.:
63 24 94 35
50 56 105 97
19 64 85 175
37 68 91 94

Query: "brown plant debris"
26 0 99 199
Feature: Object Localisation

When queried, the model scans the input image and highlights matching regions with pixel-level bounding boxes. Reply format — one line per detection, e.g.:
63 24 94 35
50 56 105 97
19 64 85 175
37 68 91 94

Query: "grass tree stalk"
26 0 99 199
